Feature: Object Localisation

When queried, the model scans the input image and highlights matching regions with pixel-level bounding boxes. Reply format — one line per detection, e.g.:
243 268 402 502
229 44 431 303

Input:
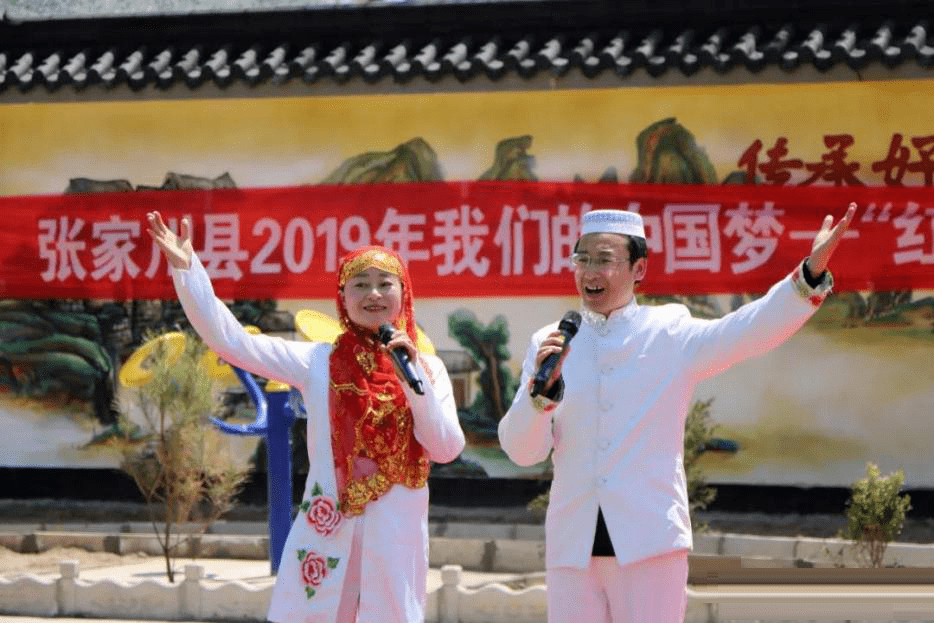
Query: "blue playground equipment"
210 367 300 575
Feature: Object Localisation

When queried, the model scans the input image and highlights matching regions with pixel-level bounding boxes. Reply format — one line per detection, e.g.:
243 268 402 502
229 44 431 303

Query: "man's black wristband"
544 376 564 402
802 258 826 288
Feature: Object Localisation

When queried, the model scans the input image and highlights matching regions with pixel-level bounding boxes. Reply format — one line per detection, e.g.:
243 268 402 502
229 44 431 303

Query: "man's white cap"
580 209 646 239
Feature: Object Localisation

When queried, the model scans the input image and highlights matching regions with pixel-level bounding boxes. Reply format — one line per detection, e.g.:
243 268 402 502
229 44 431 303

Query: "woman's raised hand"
147 211 193 271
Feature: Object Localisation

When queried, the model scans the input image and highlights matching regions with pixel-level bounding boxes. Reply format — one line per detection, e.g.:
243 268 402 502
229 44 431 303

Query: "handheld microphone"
530 311 582 398
377 323 425 395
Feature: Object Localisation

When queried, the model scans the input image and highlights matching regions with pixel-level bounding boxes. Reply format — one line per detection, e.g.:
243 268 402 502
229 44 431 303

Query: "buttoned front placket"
582 300 641 496
596 330 614 491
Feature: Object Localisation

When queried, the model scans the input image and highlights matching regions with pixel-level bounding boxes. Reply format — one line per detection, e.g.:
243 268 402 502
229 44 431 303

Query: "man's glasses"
570 252 630 271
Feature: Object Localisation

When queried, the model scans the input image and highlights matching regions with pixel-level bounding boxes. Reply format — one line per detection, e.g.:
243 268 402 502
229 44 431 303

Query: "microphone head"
558 311 582 337
377 323 395 345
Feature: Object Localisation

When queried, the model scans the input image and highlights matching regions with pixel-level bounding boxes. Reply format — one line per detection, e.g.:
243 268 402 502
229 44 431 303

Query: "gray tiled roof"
3 0 537 20
2 4 933 93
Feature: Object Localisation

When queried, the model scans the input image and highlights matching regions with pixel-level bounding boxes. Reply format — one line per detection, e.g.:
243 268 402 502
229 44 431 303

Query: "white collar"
581 297 639 329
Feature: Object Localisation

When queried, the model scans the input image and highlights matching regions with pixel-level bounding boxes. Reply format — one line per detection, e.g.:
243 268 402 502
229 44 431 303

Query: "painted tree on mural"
447 309 518 441
0 300 118 424
864 290 914 320
479 135 537 181
629 117 718 185
322 138 443 183
323 134 538 183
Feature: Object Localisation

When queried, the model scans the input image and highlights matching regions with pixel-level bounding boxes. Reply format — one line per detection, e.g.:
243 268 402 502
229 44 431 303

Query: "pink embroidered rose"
301 551 328 588
296 549 339 599
306 495 343 537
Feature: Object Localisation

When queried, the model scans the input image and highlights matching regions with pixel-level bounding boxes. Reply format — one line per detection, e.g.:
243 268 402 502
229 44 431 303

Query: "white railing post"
180 563 204 619
706 602 718 623
56 560 78 616
441 564 462 623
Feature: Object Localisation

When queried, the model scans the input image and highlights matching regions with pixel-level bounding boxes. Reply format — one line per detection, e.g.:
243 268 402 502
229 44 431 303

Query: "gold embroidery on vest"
338 398 430 516
354 349 376 375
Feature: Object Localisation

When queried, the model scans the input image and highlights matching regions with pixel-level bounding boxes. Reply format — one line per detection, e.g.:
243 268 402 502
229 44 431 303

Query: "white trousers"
546 550 689 623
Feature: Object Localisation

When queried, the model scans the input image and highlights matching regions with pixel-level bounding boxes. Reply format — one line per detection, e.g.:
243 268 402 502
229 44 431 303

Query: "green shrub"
683 398 718 530
841 462 912 568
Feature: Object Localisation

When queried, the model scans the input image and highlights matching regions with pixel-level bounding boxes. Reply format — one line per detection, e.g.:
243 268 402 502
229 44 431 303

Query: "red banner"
1 182 932 299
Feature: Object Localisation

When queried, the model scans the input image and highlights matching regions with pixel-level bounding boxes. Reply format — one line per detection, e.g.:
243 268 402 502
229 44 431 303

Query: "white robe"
499 264 831 570
171 254 465 623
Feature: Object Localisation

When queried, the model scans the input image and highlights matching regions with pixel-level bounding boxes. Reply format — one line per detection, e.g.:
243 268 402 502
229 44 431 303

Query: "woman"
147 211 465 623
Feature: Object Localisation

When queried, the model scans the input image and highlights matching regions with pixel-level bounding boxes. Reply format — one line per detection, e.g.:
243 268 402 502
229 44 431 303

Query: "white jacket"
498 264 830 569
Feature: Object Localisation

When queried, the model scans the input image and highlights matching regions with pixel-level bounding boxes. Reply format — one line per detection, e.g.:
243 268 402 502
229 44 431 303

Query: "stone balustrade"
5 528 934 622
5 559 934 622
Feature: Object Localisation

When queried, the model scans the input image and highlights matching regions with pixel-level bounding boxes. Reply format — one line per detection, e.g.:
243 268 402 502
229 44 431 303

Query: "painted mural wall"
0 79 932 487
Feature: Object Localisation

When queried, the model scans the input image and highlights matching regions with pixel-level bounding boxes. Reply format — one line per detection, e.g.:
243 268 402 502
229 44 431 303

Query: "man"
498 204 856 623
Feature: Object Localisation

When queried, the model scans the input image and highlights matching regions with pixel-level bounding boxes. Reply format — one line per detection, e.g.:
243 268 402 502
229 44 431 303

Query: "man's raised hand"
808 202 857 276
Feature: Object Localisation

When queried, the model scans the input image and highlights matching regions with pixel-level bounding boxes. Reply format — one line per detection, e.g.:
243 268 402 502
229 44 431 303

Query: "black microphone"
530 311 582 398
377 323 425 395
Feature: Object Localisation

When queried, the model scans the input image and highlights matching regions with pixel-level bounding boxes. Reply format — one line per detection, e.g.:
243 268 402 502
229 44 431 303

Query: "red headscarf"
329 246 430 516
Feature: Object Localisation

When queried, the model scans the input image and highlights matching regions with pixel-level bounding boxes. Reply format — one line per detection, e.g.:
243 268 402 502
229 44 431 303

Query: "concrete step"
3 527 934 573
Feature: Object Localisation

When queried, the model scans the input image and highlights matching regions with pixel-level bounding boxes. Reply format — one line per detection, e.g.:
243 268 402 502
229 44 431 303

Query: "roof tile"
3 19 934 94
